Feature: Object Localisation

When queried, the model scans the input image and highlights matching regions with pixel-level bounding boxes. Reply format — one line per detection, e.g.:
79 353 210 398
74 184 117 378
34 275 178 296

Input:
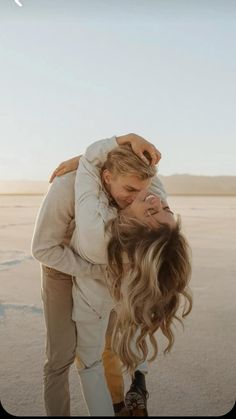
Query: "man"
32 133 166 416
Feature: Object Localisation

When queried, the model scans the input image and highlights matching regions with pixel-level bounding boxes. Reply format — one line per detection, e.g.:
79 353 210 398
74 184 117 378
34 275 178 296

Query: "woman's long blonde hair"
106 214 192 376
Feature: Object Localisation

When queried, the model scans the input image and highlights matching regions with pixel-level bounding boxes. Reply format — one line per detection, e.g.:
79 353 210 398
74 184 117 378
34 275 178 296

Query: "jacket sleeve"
73 136 168 264
85 135 118 167
149 175 168 201
31 172 105 278
85 135 168 200
74 138 118 265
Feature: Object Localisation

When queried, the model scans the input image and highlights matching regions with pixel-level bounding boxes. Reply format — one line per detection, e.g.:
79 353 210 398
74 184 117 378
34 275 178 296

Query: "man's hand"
49 155 82 183
116 133 161 165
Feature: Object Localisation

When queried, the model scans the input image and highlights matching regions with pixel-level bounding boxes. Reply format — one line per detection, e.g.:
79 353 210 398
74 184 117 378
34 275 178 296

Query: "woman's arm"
85 135 167 202
73 152 117 264
73 136 167 264
49 133 161 182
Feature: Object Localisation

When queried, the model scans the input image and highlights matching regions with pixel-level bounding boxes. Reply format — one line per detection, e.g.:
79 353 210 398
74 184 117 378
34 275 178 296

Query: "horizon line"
1 193 236 197
1 173 236 182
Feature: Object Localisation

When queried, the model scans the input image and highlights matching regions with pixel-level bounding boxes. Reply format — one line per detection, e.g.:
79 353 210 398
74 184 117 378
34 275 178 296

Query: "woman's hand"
49 132 161 183
49 155 82 183
116 133 161 165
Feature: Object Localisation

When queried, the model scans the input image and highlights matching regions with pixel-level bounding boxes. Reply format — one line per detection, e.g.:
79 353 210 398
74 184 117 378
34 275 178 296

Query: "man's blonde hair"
102 144 157 179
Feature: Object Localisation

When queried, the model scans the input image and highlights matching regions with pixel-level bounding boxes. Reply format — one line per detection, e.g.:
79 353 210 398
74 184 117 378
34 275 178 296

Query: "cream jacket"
70 136 167 318
32 136 167 318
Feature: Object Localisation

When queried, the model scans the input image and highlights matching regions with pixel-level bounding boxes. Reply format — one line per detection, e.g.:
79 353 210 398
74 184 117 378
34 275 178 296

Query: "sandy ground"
0 195 236 416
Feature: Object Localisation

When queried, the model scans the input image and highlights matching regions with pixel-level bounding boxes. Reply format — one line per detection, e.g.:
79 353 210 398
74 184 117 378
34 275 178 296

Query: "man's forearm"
32 240 105 279
32 173 106 278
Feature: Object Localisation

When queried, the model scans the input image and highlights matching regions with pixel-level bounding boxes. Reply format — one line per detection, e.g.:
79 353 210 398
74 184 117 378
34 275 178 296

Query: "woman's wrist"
116 133 134 146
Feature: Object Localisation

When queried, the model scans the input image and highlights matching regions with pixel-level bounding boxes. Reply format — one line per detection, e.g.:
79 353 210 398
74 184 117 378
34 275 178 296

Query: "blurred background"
1 0 236 185
1 2 236 417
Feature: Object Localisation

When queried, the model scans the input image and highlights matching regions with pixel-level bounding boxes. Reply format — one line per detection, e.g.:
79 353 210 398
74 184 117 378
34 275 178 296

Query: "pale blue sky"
1 0 235 180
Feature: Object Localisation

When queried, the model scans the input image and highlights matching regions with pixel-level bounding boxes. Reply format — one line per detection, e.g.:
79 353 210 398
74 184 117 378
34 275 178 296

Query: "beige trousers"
41 265 124 416
72 282 148 416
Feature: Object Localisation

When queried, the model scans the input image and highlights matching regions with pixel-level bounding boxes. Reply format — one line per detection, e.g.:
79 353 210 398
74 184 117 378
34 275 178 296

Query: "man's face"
102 169 152 209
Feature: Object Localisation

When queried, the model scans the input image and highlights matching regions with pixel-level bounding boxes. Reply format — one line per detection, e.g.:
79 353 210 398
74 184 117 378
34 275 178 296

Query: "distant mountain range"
159 175 236 196
0 175 236 195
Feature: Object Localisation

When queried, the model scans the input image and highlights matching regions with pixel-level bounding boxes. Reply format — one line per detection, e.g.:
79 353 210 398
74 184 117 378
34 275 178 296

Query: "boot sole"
125 391 148 412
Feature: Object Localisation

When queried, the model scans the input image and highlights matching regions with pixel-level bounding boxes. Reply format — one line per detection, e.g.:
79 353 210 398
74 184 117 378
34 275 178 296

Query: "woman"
52 136 192 415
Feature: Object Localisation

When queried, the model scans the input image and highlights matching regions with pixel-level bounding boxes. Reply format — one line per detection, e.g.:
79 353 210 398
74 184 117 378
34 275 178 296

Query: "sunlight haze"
1 0 235 181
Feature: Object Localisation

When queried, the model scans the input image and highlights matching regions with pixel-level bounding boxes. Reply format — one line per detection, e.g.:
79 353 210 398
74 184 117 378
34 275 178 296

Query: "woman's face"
122 190 176 229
